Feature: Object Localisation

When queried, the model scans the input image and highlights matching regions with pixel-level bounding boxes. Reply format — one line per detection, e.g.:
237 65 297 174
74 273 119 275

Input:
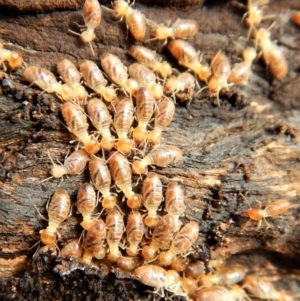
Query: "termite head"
142 245 156 260
255 28 271 44
159 61 172 78
152 25 170 40
159 251 173 266
94 248 106 260
8 51 23 69
116 138 134 156
148 83 163 101
198 65 211 82
100 137 115 151
61 240 83 259
102 86 117 102
81 30 96 43
85 138 101 154
132 160 146 175
165 76 177 94
111 0 129 15
57 84 74 101
133 126 148 144
50 164 67 178
40 229 57 245
102 195 117 209
208 76 223 96
80 220 96 230
144 215 160 228
127 193 143 209
124 78 139 96
243 47 257 62
107 252 121 262
74 84 87 103
148 129 162 146
245 207 263 221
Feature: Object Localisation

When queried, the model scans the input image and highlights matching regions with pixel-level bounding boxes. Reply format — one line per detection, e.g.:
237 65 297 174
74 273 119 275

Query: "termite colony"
0 0 298 299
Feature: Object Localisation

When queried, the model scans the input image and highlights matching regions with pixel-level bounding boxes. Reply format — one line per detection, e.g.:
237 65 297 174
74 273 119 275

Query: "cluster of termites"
1 0 298 299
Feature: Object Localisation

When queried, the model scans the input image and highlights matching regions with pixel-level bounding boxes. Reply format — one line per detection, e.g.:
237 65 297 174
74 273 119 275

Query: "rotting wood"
0 0 300 300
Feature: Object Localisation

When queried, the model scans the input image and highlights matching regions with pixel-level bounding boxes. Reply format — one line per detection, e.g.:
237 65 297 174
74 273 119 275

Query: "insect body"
151 19 199 42
142 172 163 228
61 239 83 259
128 45 172 78
255 27 288 79
82 219 106 263
148 97 175 145
111 0 146 41
126 210 144 256
89 156 117 209
128 63 164 101
142 214 175 260
80 60 117 102
208 51 231 106
109 152 142 209
48 149 89 179
113 97 134 155
22 66 74 101
165 182 186 232
132 144 183 175
100 52 139 96
61 102 100 154
57 58 87 103
68 0 101 53
133 87 154 145
77 183 97 230
167 39 211 82
159 221 199 266
228 47 256 85
116 255 142 272
105 209 125 262
87 98 115 151
0 43 23 69
245 199 293 230
39 189 71 245
243 275 293 301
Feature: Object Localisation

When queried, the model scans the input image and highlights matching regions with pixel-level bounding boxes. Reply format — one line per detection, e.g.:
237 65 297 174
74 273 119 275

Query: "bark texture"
0 0 300 300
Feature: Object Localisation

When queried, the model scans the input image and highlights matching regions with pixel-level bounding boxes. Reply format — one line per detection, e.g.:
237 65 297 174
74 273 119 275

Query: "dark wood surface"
0 0 300 300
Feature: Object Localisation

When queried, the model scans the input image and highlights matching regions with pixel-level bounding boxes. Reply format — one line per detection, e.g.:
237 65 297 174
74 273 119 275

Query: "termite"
164 72 195 102
109 151 142 209
228 47 257 85
80 60 117 102
167 39 211 82
199 264 248 287
148 96 175 145
77 182 97 230
126 210 144 256
132 144 183 175
57 58 87 103
128 63 164 101
113 97 134 155
255 27 288 80
141 214 175 260
150 19 199 43
116 255 142 272
244 198 295 231
105 209 125 262
133 87 154 145
142 172 163 228
47 149 89 180
165 182 186 232
184 260 206 279
61 239 83 259
243 275 294 301
68 0 101 55
111 0 146 41
159 221 199 266
39 189 71 245
22 66 74 101
82 219 106 263
87 98 115 151
100 52 139 96
128 45 172 79
0 43 23 69
89 156 117 210
133 265 186 298
61 102 101 154
208 51 231 106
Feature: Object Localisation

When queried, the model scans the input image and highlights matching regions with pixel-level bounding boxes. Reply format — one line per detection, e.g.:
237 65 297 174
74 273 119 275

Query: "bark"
0 0 300 300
